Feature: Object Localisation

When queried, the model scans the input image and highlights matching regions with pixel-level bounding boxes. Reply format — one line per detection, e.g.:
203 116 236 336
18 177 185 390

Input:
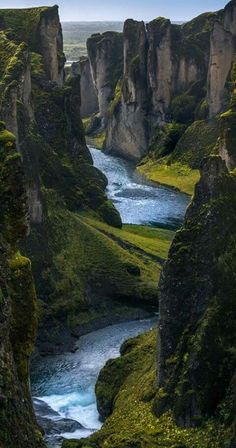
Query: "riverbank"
34 212 173 357
136 159 199 196
32 319 157 448
67 328 229 448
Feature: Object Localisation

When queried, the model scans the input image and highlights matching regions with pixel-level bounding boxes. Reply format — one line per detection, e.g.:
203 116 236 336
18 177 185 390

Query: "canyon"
0 2 235 448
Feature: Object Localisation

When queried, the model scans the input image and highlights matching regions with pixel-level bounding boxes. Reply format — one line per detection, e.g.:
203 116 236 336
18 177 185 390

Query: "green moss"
88 132 106 149
0 129 16 144
170 119 220 168
31 52 44 77
98 200 122 228
63 330 230 448
137 159 199 195
149 123 187 159
170 94 197 124
0 6 48 49
31 194 173 333
9 252 38 383
108 80 122 117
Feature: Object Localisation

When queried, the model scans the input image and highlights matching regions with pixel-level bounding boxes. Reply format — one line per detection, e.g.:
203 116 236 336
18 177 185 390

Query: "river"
89 146 189 229
32 319 156 447
32 147 189 447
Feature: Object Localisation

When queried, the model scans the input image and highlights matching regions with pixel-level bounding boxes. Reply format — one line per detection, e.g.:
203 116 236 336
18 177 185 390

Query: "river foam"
32 319 157 446
89 146 189 229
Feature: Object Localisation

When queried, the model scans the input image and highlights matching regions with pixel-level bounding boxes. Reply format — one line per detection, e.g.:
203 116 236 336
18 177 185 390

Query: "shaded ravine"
31 148 189 447
89 146 189 229
32 319 157 447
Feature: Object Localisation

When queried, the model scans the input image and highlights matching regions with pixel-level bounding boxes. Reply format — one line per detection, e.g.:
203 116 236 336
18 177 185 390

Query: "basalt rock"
101 1 236 165
155 155 236 429
87 31 123 127
105 20 149 161
71 58 99 118
0 124 44 447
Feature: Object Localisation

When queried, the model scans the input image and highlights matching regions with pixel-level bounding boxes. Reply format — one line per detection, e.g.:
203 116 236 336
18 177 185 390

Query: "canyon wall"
156 156 236 429
84 0 236 164
0 124 43 447
87 31 123 127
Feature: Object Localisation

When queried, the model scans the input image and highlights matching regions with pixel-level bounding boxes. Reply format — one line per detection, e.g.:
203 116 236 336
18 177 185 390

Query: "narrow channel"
32 147 189 447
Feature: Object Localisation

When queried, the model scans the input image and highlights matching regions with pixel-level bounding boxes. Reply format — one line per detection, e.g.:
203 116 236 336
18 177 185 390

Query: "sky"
0 0 229 22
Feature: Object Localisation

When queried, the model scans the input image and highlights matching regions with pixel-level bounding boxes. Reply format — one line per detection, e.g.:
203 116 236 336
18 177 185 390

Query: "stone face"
71 58 99 118
0 127 43 447
101 1 236 162
147 18 173 122
155 155 236 427
207 22 234 117
87 31 123 127
105 20 149 161
37 6 65 86
207 1 236 117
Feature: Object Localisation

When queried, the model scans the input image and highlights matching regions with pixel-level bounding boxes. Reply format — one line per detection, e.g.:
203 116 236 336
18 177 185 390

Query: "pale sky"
0 0 229 22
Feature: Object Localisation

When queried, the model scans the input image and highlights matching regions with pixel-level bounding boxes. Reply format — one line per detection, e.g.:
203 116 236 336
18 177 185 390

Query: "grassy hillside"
35 193 174 338
63 330 230 448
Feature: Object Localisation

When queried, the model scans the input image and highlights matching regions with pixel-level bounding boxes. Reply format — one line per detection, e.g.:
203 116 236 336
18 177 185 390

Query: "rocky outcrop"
155 155 236 428
95 1 236 163
37 6 65 85
87 31 123 127
71 58 99 118
0 5 65 86
207 0 236 117
104 14 209 160
105 20 148 160
0 123 44 447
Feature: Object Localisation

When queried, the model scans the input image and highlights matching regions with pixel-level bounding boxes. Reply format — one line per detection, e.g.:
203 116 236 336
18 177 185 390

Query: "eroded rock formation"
155 156 236 428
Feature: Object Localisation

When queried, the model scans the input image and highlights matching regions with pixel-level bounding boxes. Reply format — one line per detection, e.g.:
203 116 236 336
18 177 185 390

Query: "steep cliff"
64 157 236 448
87 31 123 128
155 156 236 431
79 1 236 185
136 1 236 192
0 5 159 354
0 123 44 447
71 57 99 118
0 5 65 85
105 20 149 160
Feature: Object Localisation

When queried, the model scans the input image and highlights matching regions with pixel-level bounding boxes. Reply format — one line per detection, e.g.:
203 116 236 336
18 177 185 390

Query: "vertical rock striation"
105 20 148 160
155 155 236 430
71 58 99 118
0 123 44 447
87 31 123 127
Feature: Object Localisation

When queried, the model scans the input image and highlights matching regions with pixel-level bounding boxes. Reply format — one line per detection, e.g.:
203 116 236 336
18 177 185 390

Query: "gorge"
0 2 235 448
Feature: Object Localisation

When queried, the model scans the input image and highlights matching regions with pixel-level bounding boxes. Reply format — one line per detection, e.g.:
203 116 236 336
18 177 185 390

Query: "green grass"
63 330 230 448
82 117 106 149
41 193 175 328
88 132 106 149
137 160 200 195
81 214 174 260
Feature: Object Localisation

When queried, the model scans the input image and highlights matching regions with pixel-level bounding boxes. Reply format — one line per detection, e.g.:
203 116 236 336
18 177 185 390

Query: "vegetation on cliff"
63 157 236 448
63 330 231 448
0 123 44 447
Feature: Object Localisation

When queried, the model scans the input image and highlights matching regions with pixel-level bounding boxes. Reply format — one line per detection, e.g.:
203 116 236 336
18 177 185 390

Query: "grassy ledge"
137 160 200 196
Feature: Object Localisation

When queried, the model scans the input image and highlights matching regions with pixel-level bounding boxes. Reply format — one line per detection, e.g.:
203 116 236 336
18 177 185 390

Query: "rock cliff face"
87 31 123 127
155 156 236 428
105 20 149 160
0 124 43 447
71 58 99 118
207 1 236 117
84 0 236 164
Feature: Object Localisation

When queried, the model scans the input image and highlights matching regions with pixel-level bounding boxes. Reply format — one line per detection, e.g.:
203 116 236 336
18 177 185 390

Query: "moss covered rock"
0 126 44 447
156 156 236 431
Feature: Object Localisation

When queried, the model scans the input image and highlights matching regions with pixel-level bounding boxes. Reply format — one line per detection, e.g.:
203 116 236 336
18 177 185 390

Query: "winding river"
90 146 189 229
32 147 189 447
